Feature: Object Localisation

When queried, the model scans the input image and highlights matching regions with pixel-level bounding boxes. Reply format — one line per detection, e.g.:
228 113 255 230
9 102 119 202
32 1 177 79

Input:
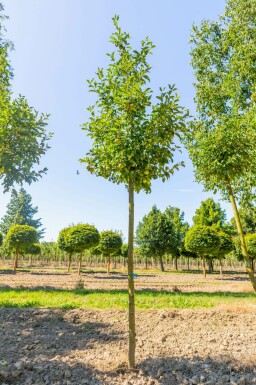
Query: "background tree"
5 224 38 271
186 0 256 290
185 225 220 278
213 232 233 276
245 234 256 272
0 4 51 193
230 203 256 235
165 206 189 270
22 243 41 265
136 206 177 272
99 231 123 274
193 198 227 229
66 224 100 274
0 188 44 237
80 16 187 367
57 227 75 272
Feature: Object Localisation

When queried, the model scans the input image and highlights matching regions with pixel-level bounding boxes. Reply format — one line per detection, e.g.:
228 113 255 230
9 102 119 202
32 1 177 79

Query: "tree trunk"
145 257 148 270
187 256 190 271
127 181 135 369
219 258 223 277
226 178 256 291
123 257 126 267
197 259 200 271
68 254 72 272
30 255 33 266
159 255 165 272
208 259 213 273
13 249 19 271
174 255 178 270
78 253 82 275
202 254 206 278
107 255 111 274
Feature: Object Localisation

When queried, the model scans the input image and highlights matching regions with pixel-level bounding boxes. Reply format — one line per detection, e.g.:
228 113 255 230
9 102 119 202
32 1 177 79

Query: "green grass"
0 288 255 310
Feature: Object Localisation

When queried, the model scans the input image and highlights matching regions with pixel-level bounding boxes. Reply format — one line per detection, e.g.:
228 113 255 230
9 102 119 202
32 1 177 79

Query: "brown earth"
0 269 255 384
0 268 253 293
0 308 255 385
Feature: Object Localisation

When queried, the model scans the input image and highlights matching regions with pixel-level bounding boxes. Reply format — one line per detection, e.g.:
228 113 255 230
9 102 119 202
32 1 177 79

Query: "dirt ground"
0 268 253 293
0 269 255 384
0 308 255 385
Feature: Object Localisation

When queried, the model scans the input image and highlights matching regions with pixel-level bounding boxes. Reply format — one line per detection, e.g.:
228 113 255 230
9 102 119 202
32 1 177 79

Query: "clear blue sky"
2 0 230 241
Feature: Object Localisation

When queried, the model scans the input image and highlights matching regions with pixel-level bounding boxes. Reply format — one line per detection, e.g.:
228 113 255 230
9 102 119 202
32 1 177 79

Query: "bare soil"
0 269 255 384
0 308 255 385
0 268 253 293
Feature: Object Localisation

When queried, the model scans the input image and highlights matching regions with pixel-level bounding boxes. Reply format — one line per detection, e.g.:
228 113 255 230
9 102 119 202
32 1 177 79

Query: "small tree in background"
5 224 38 271
66 224 100 274
99 231 122 274
136 206 177 272
0 188 45 237
80 16 187 367
213 232 233 276
57 227 75 272
185 225 220 278
23 243 41 265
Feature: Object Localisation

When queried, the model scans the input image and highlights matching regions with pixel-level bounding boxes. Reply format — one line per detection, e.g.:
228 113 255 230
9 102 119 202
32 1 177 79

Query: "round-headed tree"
66 224 100 275
185 225 220 278
57 227 75 272
80 16 187 367
22 243 41 265
5 224 38 271
213 232 233 276
99 231 122 274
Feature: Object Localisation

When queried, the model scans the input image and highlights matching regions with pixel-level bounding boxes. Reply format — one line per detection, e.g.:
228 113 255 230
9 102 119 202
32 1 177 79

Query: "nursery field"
0 268 255 385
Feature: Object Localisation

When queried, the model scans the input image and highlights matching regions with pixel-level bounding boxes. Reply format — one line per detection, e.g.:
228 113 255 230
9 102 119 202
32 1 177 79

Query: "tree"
230 204 256 235
99 230 122 274
186 0 256 290
66 224 100 274
80 16 187 367
213 232 233 276
23 243 41 265
245 234 256 272
136 206 177 272
0 5 51 192
164 206 189 270
57 227 75 272
5 224 38 271
185 225 220 278
193 198 227 229
0 188 44 237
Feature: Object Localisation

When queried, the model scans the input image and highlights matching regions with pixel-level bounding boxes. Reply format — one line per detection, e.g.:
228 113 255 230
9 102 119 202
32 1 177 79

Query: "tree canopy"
0 188 44 237
0 4 52 192
193 198 227 229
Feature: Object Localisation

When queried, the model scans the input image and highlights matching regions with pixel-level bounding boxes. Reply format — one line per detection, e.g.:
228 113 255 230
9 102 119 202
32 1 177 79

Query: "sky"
1 0 230 241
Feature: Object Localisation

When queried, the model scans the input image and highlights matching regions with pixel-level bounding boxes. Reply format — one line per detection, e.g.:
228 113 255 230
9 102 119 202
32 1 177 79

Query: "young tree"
0 188 44 237
5 224 38 271
136 206 177 272
230 204 256 235
57 227 75 272
23 243 41 265
164 206 189 270
185 225 220 278
0 5 51 193
80 16 187 367
66 224 100 275
213 232 233 276
99 231 122 274
186 0 256 290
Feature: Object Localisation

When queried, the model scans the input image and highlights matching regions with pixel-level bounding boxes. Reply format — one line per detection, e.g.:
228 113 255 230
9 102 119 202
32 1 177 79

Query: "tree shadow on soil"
137 355 255 385
0 308 124 384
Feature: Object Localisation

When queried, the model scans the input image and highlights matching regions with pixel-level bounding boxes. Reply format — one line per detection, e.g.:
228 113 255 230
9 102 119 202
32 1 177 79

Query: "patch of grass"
0 288 255 310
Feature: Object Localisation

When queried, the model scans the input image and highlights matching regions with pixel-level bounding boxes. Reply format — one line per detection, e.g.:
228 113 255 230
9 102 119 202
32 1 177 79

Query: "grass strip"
0 288 255 310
